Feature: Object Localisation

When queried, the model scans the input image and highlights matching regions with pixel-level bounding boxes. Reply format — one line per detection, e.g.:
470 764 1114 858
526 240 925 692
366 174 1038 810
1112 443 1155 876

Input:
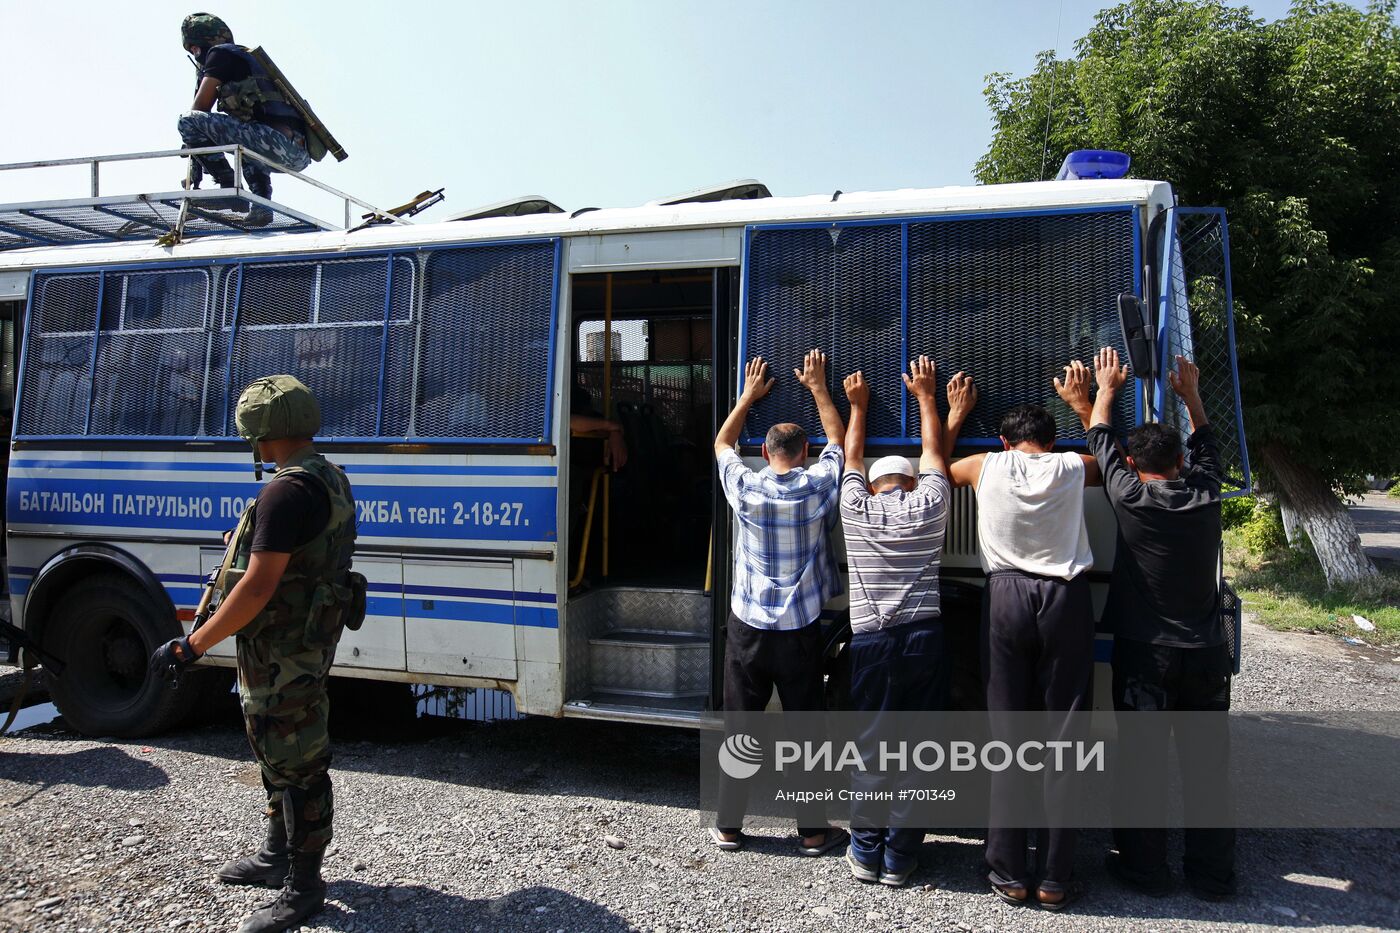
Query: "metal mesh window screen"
908 211 1136 442
743 225 903 442
1159 209 1249 491
743 212 1137 445
415 242 555 441
17 240 558 443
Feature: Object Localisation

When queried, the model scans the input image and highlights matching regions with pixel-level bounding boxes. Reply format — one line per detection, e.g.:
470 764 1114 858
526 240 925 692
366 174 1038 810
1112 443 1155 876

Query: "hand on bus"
1095 347 1129 394
1054 359 1093 414
902 355 939 401
946 371 978 418
605 429 628 473
1167 355 1200 402
843 371 869 408
740 357 775 403
794 349 831 395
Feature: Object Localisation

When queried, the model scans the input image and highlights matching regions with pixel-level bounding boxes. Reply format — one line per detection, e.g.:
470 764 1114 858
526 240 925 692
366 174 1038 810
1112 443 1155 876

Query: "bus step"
577 587 710 636
588 629 709 699
562 691 707 725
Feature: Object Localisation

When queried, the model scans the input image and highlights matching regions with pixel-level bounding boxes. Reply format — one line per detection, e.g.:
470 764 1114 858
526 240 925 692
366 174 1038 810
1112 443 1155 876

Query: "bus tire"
44 572 187 738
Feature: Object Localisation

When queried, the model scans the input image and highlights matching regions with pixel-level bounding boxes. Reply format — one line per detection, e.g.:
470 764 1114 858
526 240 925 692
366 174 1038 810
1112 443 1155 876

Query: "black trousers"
1111 637 1237 896
716 615 827 837
981 571 1094 888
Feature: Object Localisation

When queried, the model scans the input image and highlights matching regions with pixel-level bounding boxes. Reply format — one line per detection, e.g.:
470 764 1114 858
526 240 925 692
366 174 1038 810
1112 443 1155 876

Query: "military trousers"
236 625 341 855
176 110 311 182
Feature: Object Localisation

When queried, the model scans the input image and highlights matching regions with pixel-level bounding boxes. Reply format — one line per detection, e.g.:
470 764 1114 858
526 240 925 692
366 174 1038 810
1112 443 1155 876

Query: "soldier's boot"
244 169 275 228
198 163 250 213
217 811 290 887
235 851 326 933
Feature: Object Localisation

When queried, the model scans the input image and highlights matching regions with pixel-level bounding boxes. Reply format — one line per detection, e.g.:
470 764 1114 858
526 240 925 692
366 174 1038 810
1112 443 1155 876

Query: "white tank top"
975 450 1094 580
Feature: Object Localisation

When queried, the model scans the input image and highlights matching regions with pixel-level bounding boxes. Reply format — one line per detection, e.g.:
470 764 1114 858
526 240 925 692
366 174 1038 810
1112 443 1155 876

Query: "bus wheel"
44 572 187 738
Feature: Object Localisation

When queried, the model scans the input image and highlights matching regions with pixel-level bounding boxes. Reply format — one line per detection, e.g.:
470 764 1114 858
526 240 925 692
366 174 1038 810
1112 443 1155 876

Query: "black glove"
150 636 201 685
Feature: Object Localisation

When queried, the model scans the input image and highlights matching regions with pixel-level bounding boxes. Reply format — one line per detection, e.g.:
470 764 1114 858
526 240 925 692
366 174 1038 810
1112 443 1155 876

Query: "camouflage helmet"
181 12 233 49
236 375 321 442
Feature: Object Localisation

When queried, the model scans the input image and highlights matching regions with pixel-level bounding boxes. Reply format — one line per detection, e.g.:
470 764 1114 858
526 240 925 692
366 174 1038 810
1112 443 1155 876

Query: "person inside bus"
710 350 849 857
838 358 976 887
947 391 1102 910
1058 348 1236 901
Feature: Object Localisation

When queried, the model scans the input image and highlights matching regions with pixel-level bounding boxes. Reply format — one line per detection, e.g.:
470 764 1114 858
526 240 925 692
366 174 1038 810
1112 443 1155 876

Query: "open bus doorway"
563 267 736 722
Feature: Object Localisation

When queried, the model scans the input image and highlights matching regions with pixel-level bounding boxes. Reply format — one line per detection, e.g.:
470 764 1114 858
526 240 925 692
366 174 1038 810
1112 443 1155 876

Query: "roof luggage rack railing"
0 145 408 252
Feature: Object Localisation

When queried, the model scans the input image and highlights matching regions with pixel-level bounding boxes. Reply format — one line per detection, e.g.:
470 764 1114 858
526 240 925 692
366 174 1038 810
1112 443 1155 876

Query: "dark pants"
981 571 1094 889
1111 638 1237 896
716 615 827 837
848 617 948 872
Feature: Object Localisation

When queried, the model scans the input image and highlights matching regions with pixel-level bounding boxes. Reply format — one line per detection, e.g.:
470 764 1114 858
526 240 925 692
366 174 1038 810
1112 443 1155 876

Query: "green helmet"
181 12 233 49
236 375 322 443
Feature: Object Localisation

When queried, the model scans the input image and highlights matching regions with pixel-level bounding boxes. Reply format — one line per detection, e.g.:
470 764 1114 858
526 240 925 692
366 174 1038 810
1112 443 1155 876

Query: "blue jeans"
177 110 311 181
848 617 949 874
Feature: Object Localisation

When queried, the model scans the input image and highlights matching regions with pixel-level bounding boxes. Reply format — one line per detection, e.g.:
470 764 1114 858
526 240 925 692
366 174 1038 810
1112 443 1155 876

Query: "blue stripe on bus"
163 590 559 629
401 583 556 604
11 459 557 477
1094 638 1113 664
10 578 30 596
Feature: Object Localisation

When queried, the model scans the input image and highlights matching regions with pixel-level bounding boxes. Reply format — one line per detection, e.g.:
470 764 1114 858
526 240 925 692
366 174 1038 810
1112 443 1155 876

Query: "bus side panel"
512 554 563 716
404 557 518 681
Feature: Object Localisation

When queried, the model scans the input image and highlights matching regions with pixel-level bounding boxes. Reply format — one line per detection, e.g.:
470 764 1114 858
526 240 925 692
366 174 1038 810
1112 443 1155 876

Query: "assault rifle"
160 509 252 689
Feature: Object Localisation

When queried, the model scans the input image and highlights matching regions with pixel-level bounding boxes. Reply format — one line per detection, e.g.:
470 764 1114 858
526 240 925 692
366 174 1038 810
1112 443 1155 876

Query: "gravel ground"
2 622 1398 933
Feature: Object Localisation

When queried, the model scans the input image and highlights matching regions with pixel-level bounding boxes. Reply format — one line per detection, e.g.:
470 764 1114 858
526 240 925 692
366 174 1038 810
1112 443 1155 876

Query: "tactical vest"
226 448 357 646
210 44 304 129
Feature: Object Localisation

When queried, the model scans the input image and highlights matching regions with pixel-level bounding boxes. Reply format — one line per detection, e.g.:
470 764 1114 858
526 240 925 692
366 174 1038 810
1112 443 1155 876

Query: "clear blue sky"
1 0 1311 223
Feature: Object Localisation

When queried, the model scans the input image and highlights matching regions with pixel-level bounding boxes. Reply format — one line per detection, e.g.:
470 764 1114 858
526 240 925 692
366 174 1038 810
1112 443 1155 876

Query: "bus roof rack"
0 145 409 252
446 195 564 223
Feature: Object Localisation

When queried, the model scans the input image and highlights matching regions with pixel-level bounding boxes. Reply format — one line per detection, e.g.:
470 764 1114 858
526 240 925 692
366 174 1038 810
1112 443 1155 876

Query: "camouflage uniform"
177 110 311 175
228 446 357 856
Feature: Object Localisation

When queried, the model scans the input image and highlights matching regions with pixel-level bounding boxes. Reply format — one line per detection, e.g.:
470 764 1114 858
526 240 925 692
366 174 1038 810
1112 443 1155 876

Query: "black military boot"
217 812 290 887
244 169 275 227
236 851 326 933
198 162 250 213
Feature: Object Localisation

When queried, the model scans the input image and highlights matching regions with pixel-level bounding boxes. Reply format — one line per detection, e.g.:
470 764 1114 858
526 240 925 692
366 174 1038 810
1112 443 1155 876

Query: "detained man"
839 357 975 886
948 392 1103 910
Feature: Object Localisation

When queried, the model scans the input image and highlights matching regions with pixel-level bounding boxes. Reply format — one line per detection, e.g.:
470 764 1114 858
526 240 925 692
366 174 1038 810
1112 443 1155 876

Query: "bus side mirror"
1117 293 1156 378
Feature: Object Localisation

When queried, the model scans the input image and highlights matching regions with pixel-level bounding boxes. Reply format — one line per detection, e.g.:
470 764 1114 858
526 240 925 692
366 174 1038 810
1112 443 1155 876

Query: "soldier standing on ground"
176 13 312 226
150 376 358 933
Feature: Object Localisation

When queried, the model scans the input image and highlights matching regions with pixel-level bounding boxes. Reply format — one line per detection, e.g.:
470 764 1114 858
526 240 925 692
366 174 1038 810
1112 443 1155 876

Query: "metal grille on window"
17 273 99 436
1159 209 1249 492
744 212 1137 445
416 242 555 441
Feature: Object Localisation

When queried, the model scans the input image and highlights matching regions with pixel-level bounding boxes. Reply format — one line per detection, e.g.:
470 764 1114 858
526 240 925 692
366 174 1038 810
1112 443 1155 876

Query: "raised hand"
1053 359 1092 413
843 371 869 408
740 357 775 403
794 349 830 395
1095 347 1129 394
946 370 977 419
1167 355 1200 402
901 355 939 400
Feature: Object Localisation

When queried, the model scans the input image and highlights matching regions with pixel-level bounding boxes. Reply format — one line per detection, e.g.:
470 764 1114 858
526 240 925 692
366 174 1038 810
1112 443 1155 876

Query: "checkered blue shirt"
718 443 845 631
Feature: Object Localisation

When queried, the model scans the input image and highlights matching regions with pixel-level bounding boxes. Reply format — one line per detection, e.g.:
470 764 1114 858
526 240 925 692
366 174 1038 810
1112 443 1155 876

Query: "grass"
1225 528 1400 646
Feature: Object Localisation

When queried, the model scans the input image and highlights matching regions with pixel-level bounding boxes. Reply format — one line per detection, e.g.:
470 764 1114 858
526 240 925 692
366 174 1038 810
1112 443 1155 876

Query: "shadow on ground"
320 881 630 932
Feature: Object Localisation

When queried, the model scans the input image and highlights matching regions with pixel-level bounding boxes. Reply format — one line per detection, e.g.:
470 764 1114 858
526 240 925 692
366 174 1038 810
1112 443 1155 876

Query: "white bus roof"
0 178 1171 272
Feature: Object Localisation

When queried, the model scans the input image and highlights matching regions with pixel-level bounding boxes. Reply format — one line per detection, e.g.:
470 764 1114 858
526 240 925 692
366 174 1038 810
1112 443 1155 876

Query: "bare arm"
1090 346 1130 430
714 357 774 456
949 452 986 490
1054 359 1094 432
191 75 220 112
795 349 844 445
941 370 978 461
842 371 868 476
902 356 947 475
185 550 291 655
1167 354 1210 432
570 413 628 472
1079 454 1103 487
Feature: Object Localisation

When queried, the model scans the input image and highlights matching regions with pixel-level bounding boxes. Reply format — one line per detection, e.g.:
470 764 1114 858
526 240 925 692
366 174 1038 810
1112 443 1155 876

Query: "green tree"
977 0 1400 585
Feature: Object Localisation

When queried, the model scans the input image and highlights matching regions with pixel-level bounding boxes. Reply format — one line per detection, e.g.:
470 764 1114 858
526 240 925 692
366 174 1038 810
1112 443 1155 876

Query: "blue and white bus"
0 159 1249 734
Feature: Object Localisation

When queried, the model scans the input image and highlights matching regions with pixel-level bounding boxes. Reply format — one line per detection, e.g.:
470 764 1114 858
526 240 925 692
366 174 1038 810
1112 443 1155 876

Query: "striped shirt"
718 443 845 631
840 467 952 627
840 470 950 633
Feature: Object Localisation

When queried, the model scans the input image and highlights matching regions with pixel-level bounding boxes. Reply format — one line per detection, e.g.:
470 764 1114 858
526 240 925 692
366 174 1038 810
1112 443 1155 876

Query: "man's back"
840 471 949 632
719 443 844 630
975 450 1093 580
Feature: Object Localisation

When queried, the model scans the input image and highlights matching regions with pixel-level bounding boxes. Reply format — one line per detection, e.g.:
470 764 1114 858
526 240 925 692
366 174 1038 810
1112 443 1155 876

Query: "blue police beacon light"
1056 149 1131 180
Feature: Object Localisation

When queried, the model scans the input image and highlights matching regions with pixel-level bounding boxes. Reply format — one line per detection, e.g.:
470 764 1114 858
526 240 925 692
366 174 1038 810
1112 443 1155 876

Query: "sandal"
709 827 743 851
797 827 849 857
1036 880 1084 912
990 880 1030 906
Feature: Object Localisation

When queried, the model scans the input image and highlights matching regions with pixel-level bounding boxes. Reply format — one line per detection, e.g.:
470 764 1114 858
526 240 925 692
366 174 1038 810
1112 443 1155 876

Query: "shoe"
237 851 326 933
845 847 880 883
244 170 274 227
797 827 849 857
1036 879 1085 912
197 164 249 213
879 863 915 887
218 815 289 887
1187 879 1236 902
990 879 1030 906
708 827 743 852
1105 852 1172 897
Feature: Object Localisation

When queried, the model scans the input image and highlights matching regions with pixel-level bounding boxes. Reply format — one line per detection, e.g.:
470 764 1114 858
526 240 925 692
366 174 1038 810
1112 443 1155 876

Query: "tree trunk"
1261 445 1377 587
1278 498 1305 548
